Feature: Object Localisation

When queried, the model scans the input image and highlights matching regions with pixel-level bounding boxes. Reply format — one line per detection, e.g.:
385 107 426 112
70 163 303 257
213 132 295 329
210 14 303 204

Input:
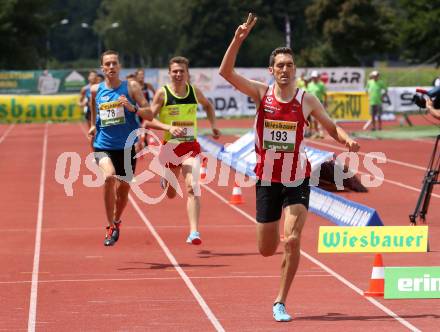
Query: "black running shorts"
94 145 137 180
256 178 310 223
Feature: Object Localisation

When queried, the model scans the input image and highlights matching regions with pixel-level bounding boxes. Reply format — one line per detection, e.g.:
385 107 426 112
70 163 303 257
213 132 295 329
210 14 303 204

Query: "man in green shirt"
295 72 307 90
306 71 327 138
307 71 327 105
366 70 387 131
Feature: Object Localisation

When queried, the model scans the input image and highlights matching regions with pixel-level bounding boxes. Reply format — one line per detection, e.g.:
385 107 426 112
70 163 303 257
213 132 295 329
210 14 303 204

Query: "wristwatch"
133 105 139 113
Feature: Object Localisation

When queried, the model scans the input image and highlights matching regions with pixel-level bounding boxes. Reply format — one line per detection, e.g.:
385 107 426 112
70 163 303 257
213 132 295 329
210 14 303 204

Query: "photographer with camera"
413 86 440 120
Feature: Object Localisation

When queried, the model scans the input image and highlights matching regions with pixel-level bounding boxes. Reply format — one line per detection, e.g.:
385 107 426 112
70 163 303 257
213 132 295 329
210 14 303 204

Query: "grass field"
366 66 439 87
352 124 439 139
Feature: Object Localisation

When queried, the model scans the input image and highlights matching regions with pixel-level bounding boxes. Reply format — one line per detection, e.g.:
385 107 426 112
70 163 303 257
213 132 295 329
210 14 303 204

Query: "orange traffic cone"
200 157 208 180
364 254 384 297
229 182 244 204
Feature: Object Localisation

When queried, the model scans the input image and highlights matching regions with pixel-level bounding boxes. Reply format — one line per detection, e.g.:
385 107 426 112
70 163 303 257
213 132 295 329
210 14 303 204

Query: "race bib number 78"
263 119 297 152
99 101 126 127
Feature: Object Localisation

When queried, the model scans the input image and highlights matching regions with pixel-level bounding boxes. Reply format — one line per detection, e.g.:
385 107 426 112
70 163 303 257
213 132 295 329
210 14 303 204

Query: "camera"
413 86 440 109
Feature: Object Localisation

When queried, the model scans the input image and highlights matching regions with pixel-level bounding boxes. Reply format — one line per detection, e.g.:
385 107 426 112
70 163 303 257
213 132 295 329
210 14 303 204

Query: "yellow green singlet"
159 83 198 143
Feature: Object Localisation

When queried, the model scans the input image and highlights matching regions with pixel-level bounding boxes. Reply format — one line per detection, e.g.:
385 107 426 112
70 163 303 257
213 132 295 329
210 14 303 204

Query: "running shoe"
104 221 121 246
273 302 292 322
186 231 202 245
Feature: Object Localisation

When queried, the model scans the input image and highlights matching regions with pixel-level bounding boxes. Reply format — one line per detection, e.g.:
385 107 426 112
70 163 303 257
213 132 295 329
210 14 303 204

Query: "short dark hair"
269 47 294 67
101 50 119 64
169 56 189 70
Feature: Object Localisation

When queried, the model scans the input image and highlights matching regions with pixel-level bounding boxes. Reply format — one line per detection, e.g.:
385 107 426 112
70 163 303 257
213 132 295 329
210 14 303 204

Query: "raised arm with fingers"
219 13 267 104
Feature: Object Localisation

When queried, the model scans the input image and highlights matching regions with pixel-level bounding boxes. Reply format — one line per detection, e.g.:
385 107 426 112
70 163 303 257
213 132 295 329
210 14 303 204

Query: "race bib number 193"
263 119 297 152
99 101 126 127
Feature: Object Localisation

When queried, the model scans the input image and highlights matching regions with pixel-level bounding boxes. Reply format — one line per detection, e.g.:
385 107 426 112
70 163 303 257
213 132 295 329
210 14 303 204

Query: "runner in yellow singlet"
144 56 220 244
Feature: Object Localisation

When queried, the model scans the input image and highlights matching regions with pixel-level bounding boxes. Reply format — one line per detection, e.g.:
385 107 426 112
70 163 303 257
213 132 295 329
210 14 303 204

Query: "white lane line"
78 121 421 329
27 123 48 332
412 138 437 144
306 139 427 171
0 123 15 144
79 121 224 330
307 139 439 198
3 224 253 233
0 274 332 285
356 170 440 199
79 123 224 330
129 195 225 332
201 183 421 332
301 252 421 331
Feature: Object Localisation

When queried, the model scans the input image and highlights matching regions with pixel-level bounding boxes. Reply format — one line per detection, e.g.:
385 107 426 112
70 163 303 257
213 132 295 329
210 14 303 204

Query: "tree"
395 0 440 66
262 0 313 66
49 0 102 64
304 0 395 66
176 0 284 67
95 0 181 67
0 0 54 69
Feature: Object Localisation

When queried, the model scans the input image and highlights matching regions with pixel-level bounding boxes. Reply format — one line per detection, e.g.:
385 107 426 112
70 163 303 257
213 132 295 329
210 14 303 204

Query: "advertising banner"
384 267 440 299
318 226 428 253
327 91 370 121
0 67 375 119
0 94 83 122
0 70 90 94
298 67 365 91
382 86 432 113
158 67 366 118
310 187 383 227
158 68 216 92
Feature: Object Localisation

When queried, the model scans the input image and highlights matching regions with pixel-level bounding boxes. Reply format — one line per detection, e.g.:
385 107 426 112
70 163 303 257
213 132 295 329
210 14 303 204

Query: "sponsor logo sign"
384 267 440 299
310 187 382 227
318 226 428 253
382 87 433 113
298 67 365 91
327 92 369 121
0 94 82 122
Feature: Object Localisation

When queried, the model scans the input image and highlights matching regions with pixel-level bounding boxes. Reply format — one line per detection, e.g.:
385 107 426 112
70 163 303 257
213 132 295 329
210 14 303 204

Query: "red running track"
0 122 439 331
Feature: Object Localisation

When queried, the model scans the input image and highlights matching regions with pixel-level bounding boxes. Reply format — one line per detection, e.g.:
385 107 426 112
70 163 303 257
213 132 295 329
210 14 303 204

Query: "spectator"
366 70 387 131
134 68 155 103
296 72 307 89
306 70 327 138
79 70 98 128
